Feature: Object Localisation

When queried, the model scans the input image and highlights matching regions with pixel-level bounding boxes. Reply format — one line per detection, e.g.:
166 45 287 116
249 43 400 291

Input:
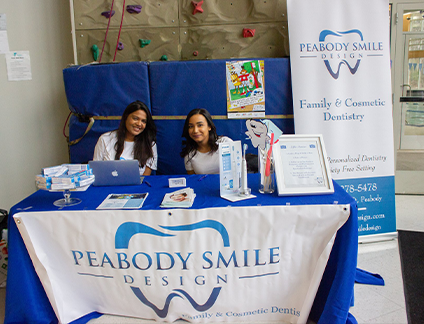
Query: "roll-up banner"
287 0 396 241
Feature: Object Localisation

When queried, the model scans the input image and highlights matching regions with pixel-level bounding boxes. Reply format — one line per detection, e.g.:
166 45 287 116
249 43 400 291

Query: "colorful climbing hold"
117 42 124 50
191 0 204 15
91 44 99 61
126 5 142 14
101 10 115 18
243 28 256 38
139 39 151 48
160 55 168 61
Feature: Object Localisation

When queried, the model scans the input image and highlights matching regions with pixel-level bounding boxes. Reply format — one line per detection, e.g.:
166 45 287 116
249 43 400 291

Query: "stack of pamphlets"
160 187 195 208
35 164 95 191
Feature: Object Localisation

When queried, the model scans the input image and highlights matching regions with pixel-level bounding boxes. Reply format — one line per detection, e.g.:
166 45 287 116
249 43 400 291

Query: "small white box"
168 177 186 188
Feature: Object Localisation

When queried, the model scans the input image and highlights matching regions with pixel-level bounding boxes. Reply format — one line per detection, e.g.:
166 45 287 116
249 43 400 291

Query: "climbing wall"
72 0 289 64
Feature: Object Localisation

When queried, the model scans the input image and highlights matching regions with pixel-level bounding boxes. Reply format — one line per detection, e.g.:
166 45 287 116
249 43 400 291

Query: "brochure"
97 193 148 209
36 163 94 191
160 188 195 208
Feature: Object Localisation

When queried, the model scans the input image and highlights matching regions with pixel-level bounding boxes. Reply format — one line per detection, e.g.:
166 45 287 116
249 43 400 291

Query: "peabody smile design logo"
115 220 228 317
299 29 384 79
72 219 282 319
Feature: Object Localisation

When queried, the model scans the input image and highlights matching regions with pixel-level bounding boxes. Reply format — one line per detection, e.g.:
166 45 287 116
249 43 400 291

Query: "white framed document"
273 134 334 196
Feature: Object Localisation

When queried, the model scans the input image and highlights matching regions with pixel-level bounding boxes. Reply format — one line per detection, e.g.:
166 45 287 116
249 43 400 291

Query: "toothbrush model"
239 143 251 196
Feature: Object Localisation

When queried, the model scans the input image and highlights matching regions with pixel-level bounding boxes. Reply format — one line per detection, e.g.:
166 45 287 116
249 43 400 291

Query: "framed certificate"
273 134 334 196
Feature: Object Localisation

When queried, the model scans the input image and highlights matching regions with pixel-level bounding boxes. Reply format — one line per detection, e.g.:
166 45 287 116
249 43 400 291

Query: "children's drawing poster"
226 60 265 119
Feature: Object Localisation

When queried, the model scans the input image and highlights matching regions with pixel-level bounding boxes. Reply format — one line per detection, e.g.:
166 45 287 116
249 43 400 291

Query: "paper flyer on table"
97 193 148 209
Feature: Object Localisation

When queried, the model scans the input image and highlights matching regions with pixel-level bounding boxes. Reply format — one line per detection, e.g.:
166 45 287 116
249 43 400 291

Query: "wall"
0 1 74 210
72 0 289 64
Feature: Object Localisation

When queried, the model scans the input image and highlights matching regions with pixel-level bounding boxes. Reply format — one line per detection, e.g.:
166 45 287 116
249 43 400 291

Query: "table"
5 174 358 324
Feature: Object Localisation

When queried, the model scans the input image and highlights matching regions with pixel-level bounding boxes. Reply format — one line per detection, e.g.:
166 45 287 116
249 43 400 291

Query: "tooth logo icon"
319 29 363 79
114 220 228 317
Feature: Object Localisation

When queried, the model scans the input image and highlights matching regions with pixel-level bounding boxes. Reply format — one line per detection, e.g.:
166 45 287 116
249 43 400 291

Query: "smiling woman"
180 108 232 175
93 101 158 175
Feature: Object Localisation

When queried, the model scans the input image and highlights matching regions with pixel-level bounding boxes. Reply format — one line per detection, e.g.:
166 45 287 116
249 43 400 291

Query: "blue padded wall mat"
155 119 187 175
68 115 120 164
148 58 293 116
149 58 294 175
65 59 294 174
63 62 151 116
64 61 151 165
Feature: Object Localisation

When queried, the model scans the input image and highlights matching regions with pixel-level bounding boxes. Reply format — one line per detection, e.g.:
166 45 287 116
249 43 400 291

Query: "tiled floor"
351 240 407 323
349 194 423 324
0 194 421 324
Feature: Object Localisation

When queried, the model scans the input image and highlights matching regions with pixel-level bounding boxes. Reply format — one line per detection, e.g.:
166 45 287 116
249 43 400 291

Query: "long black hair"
180 108 218 161
115 101 156 167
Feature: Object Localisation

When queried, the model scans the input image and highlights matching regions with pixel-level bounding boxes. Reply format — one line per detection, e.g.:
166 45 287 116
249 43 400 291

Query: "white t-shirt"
184 136 232 174
93 131 157 175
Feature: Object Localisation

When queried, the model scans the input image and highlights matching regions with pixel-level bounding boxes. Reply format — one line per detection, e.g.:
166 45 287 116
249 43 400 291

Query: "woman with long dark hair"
180 108 232 174
93 101 157 175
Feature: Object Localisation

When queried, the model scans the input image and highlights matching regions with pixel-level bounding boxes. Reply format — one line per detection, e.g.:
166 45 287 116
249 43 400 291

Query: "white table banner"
15 204 349 323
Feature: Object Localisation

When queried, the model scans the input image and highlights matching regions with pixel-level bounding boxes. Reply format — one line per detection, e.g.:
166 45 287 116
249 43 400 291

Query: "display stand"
52 189 82 207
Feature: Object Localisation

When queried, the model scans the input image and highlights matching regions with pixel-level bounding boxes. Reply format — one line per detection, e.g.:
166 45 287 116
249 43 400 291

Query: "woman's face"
188 114 211 146
171 193 186 202
125 110 147 141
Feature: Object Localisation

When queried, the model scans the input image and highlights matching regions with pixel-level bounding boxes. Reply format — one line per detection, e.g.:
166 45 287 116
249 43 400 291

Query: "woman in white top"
180 108 232 174
93 101 157 175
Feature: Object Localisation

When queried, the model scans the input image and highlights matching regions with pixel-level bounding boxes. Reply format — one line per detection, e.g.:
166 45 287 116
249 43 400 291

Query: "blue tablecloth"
5 174 358 324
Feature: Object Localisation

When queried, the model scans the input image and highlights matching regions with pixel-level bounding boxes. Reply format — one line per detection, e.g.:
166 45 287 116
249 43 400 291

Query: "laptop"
89 160 142 186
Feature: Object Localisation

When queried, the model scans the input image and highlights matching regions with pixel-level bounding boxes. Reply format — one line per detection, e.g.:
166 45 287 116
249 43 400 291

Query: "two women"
94 103 229 175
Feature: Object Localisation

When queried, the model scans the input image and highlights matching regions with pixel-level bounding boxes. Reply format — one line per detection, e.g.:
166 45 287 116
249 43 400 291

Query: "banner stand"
287 0 397 241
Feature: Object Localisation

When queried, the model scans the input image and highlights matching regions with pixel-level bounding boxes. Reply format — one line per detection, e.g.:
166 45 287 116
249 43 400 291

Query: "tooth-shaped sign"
319 29 363 79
